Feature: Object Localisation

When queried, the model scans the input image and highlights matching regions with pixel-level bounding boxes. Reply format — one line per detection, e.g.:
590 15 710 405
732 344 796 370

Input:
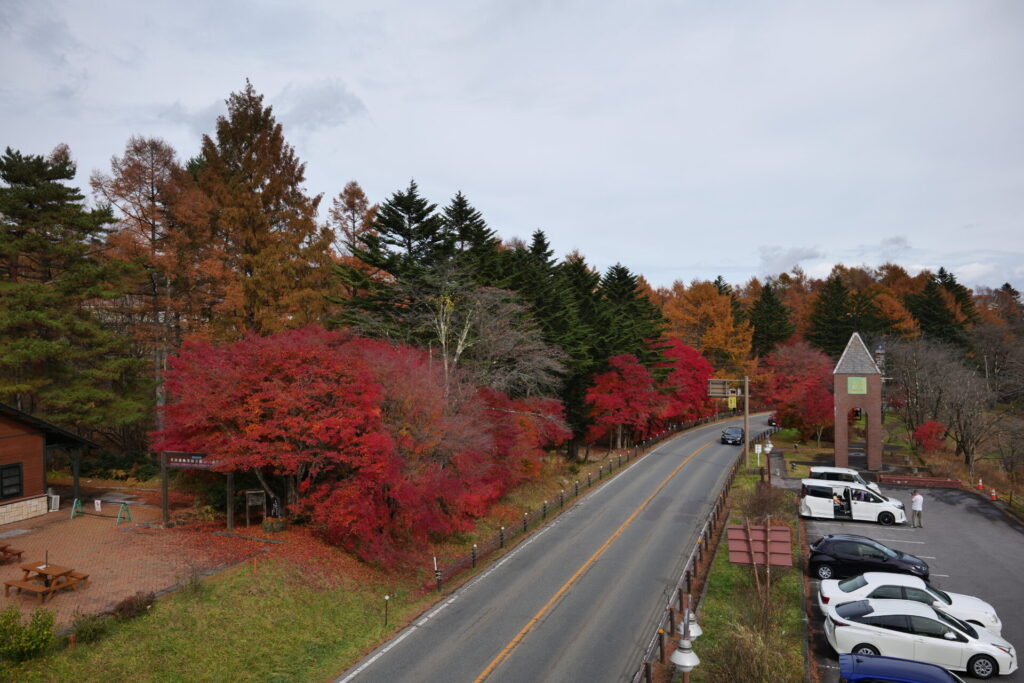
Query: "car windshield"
926 585 952 605
838 576 867 593
936 609 977 639
865 540 898 558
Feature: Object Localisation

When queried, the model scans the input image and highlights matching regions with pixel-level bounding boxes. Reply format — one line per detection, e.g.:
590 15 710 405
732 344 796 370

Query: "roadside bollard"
588 473 592 487
472 544 477 568
559 489 564 508
575 480 579 497
500 526 505 548
658 629 666 663
668 607 676 635
523 513 528 533
542 500 548 519
598 465 603 480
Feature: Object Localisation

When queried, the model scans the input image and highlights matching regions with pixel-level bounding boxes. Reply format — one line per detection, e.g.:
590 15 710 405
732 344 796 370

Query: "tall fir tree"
749 282 795 357
195 81 336 337
442 191 500 282
596 263 666 364
906 276 967 346
806 275 856 357
0 145 151 442
936 267 978 324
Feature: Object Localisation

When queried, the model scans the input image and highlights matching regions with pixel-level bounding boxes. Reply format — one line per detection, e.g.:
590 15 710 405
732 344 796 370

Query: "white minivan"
808 466 882 495
799 479 906 526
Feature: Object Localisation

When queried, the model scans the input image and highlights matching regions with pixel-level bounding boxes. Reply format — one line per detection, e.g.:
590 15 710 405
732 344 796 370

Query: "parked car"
839 653 966 683
808 465 882 495
720 427 744 444
824 599 1017 679
819 572 1003 635
800 480 906 526
808 534 929 581
767 413 779 427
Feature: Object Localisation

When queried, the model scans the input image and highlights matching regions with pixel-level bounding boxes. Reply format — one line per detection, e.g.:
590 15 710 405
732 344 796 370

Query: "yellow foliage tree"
662 280 752 375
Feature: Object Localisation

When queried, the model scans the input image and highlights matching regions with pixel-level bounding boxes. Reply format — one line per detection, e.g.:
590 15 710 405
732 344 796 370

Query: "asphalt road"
800 485 1024 681
336 418 749 683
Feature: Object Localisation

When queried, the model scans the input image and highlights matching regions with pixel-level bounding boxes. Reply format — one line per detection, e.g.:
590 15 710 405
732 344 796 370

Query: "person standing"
910 490 924 528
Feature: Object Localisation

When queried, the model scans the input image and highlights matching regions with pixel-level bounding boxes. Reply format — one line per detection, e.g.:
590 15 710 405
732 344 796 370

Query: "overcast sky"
3 1 1023 291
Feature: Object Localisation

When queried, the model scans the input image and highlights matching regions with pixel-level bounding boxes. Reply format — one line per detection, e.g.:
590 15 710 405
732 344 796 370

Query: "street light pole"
743 375 750 467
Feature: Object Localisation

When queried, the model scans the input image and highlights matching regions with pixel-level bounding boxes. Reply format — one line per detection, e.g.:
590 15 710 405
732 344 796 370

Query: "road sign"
765 441 773 453
754 444 762 454
708 379 730 398
727 396 736 409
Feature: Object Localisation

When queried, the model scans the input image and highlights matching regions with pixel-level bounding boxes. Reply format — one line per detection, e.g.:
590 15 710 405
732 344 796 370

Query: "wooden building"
0 403 97 525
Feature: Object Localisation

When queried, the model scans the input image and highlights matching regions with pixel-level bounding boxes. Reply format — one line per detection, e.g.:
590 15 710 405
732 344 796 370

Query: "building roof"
0 402 99 449
833 332 881 375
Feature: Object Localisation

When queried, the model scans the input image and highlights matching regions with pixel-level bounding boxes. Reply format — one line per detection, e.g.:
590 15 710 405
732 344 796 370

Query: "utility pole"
743 375 749 466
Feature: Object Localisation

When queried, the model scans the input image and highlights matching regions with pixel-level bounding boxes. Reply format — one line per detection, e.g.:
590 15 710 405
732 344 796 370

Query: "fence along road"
337 418 748 683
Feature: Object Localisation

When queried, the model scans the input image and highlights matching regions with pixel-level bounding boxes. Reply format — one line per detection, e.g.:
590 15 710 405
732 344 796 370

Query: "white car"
824 599 1017 679
818 572 1003 636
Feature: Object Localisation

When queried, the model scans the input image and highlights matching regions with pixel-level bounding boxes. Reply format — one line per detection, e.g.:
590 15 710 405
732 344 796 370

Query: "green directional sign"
847 377 867 395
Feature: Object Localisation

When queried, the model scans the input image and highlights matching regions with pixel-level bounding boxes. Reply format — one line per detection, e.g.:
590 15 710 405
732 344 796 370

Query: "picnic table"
0 543 24 564
3 561 89 603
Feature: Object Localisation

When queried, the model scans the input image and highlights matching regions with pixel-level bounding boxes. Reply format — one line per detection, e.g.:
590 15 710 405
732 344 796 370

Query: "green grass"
2 561 431 682
690 475 806 682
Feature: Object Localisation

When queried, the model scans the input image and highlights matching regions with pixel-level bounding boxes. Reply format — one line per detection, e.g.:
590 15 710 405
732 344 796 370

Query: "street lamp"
670 597 702 681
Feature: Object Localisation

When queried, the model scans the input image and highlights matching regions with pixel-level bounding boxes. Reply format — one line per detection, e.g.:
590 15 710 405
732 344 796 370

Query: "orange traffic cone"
990 488 998 501
977 478 984 490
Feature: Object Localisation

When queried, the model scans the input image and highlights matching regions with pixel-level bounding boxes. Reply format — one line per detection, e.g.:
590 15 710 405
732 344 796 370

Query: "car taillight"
820 594 830 604
831 618 848 627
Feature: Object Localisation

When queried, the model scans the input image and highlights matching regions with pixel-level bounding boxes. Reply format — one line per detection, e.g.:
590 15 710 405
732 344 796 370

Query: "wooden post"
226 471 234 532
161 451 169 526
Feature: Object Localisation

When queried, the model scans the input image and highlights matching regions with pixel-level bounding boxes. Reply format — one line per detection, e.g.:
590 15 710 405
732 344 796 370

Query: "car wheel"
814 564 834 580
852 643 879 656
878 512 895 526
968 654 997 679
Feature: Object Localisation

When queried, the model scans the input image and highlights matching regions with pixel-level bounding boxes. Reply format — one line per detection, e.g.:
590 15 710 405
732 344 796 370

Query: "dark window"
867 585 903 600
832 541 861 557
0 463 23 500
910 616 951 638
904 587 936 604
856 543 886 560
866 614 912 633
807 485 834 499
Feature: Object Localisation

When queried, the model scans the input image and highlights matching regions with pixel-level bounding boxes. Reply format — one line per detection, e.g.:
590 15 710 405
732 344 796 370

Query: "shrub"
913 421 947 454
70 611 113 644
702 623 800 683
739 482 791 523
112 592 155 620
0 606 55 662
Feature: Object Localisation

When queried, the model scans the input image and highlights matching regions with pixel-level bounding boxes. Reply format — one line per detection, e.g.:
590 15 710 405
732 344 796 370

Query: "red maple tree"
586 354 664 448
763 342 835 446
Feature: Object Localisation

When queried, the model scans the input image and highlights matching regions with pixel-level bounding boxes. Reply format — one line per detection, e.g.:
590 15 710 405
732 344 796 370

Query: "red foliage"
586 354 664 445
763 342 835 441
913 420 946 453
657 339 715 424
154 326 570 567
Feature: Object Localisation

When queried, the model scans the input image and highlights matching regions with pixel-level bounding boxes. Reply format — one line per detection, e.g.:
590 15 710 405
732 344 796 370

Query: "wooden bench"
66 571 89 590
0 547 24 564
3 579 50 604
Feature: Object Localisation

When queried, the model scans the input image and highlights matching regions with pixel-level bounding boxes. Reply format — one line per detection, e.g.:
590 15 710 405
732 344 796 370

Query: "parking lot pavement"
802 485 1024 681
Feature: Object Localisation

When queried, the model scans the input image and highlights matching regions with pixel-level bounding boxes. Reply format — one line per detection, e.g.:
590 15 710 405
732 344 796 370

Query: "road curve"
337 417 751 683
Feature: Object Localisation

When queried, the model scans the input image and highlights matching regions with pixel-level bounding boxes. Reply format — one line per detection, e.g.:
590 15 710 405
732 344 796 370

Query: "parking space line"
918 555 936 559
931 574 950 578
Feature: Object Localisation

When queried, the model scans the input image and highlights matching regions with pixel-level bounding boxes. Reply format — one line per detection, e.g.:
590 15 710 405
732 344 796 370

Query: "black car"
721 427 744 444
767 413 779 427
808 534 929 581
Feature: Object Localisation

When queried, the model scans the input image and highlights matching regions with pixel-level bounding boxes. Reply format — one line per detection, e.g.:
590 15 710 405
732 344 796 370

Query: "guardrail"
629 426 779 682
426 415 727 591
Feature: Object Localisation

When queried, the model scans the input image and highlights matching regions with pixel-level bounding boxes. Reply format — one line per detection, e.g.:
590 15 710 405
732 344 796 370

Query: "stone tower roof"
833 332 881 375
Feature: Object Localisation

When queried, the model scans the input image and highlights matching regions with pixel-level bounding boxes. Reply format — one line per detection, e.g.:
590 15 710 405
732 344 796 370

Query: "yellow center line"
474 439 715 682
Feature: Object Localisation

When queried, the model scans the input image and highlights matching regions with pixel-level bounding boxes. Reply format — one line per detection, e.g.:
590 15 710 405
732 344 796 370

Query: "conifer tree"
806 275 855 357
749 282 795 357
936 267 978 324
195 81 336 337
596 263 666 364
442 191 500 282
906 276 967 346
0 145 150 440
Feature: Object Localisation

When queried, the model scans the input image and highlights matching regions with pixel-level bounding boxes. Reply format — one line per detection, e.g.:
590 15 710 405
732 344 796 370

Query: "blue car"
840 653 966 683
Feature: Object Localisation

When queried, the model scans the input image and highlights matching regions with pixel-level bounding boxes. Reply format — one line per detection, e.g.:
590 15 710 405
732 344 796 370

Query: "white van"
807 466 882 495
799 479 906 526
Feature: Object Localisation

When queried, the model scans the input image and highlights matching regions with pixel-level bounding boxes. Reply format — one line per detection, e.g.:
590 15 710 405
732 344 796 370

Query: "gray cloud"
758 246 825 277
277 79 367 134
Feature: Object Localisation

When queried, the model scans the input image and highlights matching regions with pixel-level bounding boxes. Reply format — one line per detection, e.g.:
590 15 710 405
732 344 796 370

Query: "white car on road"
824 599 1017 679
818 572 1003 635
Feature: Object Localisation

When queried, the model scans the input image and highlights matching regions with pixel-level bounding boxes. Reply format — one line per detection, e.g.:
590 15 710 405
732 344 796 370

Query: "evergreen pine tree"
906 276 967 346
596 264 667 364
806 275 856 357
749 282 795 357
936 267 978 324
442 191 500 283
0 145 151 436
